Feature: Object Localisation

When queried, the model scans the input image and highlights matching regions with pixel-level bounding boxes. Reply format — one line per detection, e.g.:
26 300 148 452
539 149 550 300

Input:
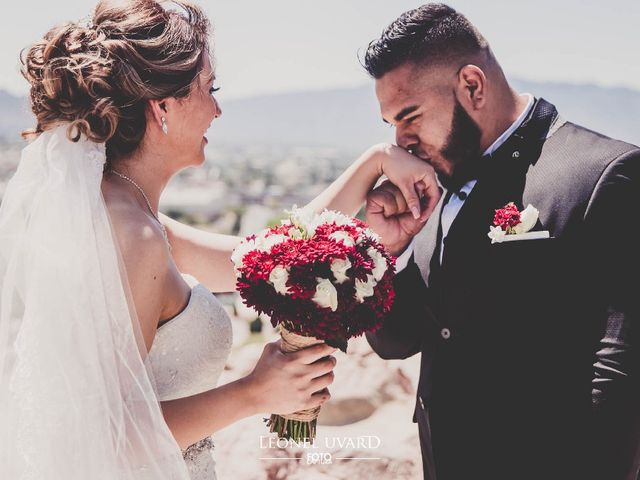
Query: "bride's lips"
203 124 212 144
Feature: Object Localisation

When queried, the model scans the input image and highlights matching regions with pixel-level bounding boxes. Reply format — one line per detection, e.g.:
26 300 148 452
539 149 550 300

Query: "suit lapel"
414 189 447 287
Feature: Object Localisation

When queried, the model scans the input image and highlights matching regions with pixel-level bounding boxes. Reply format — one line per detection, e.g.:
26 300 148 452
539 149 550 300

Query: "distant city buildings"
0 140 356 236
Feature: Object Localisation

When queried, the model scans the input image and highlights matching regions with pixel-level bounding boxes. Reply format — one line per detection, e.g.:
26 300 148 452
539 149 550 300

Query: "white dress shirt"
395 93 535 272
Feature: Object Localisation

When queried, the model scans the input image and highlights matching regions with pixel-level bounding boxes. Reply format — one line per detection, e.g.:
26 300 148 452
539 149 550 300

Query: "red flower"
493 202 522 231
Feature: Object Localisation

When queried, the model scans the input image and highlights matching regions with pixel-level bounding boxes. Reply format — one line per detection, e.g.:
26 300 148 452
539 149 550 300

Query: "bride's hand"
373 143 441 222
245 340 336 414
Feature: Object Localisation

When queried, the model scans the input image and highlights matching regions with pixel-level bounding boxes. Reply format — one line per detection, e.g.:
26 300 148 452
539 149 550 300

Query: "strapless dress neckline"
157 273 203 330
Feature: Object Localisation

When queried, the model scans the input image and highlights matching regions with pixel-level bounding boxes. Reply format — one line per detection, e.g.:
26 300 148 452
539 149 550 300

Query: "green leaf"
326 336 348 353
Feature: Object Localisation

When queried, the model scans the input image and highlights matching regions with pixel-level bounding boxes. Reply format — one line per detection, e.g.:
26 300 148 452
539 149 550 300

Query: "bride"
0 1 439 479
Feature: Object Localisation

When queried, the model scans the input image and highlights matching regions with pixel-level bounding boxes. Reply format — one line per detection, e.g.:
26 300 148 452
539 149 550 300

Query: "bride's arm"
304 144 384 217
305 143 439 220
160 213 240 293
160 376 258 448
160 144 439 294
161 342 334 449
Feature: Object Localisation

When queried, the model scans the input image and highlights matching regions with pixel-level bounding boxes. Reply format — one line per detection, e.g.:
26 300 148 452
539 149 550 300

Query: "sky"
1 0 638 100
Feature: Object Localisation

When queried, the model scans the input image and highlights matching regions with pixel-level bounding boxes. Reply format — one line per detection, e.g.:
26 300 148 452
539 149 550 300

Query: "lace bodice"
148 273 233 480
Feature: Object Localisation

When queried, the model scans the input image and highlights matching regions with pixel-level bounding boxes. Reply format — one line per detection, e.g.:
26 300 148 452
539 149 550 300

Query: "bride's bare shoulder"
102 183 171 345
103 188 169 267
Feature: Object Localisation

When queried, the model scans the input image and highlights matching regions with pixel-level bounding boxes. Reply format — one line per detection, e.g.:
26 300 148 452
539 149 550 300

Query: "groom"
363 4 640 480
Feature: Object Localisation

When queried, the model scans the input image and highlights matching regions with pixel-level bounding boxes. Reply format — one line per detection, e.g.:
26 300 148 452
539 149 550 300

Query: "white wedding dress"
148 273 234 480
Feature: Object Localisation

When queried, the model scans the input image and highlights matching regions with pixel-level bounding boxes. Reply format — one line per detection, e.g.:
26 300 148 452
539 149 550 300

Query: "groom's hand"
366 180 436 256
375 143 441 223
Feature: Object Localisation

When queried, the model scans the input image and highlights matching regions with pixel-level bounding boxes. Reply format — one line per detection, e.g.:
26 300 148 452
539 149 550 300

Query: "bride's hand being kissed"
304 142 441 226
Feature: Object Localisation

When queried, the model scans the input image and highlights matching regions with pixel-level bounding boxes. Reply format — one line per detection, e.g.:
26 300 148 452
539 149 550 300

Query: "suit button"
457 191 468 200
441 328 451 339
512 151 520 158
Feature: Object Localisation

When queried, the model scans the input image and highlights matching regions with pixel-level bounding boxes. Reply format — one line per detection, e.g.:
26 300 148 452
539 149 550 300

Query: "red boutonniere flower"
488 202 550 244
492 202 522 233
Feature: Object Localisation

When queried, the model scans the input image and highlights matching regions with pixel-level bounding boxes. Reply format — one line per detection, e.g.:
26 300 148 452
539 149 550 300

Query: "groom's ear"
456 65 486 111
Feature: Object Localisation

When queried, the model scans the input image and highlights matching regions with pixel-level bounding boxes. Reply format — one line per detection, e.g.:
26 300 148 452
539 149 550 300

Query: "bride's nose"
213 98 222 119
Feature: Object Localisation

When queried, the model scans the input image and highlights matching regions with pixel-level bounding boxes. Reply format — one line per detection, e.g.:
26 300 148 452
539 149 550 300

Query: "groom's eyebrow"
383 105 419 124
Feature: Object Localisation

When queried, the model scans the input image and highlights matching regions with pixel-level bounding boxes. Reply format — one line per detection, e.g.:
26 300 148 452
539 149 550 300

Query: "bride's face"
162 56 221 168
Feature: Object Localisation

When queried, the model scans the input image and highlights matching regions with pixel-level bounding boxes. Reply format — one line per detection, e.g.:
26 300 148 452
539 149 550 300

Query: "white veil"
0 126 190 479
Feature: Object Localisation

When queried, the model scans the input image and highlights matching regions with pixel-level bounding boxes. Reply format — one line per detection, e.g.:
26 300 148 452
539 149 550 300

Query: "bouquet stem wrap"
267 325 324 442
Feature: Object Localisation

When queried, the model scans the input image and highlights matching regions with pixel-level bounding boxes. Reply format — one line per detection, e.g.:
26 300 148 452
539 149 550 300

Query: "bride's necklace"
109 169 171 250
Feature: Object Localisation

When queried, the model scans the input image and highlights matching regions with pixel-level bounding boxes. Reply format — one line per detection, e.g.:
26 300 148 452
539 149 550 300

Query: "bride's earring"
161 117 168 135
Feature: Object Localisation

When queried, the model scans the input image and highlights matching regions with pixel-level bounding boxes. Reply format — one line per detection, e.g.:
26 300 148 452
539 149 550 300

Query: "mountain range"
2 79 638 150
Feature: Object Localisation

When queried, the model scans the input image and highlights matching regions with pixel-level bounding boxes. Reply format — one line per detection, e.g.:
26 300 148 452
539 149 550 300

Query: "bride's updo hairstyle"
21 0 210 160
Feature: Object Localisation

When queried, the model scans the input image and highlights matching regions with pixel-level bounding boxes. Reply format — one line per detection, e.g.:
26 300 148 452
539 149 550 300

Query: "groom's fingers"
416 180 442 222
381 182 409 217
397 181 423 220
368 182 408 218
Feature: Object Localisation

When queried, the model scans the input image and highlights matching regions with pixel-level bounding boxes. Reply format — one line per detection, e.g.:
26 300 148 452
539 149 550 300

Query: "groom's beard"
437 98 483 191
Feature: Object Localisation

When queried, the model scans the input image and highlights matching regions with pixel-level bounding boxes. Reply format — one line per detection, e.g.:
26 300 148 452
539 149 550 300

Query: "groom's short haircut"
363 3 489 79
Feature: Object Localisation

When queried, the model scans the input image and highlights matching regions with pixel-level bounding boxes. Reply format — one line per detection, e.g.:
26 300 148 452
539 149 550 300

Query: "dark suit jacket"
367 99 640 480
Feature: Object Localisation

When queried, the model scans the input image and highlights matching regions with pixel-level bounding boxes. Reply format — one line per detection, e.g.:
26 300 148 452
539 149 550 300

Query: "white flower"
287 207 319 238
231 237 259 272
269 266 290 295
357 228 381 245
286 207 359 239
288 227 304 240
318 209 354 227
354 275 377 303
367 247 388 281
330 258 352 284
248 229 271 250
488 225 507 244
312 278 338 312
259 234 288 252
231 230 289 272
513 204 539 234
329 231 355 247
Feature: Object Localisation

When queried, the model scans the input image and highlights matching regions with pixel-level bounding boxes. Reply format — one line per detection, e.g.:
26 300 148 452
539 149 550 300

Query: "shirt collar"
483 93 534 157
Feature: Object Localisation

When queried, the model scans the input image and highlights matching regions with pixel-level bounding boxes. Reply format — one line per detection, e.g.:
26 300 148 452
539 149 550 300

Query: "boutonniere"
488 202 550 244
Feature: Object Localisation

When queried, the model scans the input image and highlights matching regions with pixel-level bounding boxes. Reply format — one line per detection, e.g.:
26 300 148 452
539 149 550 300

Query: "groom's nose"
396 129 417 152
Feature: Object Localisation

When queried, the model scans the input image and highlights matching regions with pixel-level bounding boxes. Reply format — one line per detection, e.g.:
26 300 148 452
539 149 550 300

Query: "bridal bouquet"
231 207 396 441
